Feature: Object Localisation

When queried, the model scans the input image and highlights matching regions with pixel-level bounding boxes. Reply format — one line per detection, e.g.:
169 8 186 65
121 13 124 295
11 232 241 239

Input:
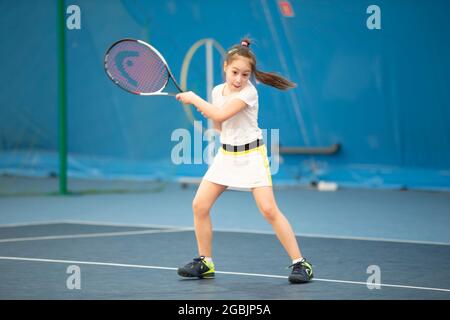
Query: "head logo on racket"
114 50 140 87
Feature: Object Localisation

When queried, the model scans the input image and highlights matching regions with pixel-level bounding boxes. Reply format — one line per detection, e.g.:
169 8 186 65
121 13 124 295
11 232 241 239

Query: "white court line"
0 220 191 231
0 256 449 294
62 219 191 231
0 221 74 228
0 219 449 246
0 228 192 243
213 228 450 246
67 222 450 246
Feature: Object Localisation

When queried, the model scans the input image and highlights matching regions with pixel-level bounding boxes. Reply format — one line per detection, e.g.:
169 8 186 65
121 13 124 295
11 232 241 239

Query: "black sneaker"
288 258 313 283
177 256 215 279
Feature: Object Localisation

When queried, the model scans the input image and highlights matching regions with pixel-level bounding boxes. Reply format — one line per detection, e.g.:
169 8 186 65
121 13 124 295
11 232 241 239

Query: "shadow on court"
0 222 449 299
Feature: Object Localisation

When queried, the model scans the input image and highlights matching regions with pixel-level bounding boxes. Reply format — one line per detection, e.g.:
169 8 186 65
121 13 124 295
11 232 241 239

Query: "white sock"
292 257 305 264
203 257 213 263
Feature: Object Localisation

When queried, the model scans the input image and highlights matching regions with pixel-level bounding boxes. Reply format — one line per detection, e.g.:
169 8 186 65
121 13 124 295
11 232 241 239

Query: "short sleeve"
211 84 222 106
234 84 258 108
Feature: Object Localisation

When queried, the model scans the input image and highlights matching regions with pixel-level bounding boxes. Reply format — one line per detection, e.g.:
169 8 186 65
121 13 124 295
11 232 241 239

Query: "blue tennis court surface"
1 180 449 300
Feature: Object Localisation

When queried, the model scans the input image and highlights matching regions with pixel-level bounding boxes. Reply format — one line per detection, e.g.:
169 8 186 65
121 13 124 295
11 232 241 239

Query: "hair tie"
241 40 250 47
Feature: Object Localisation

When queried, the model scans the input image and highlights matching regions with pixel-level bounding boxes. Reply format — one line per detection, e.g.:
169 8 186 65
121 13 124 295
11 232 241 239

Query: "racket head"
104 39 180 95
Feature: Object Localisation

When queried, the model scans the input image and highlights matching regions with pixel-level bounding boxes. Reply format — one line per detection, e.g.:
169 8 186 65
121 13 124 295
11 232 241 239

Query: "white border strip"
0 256 449 293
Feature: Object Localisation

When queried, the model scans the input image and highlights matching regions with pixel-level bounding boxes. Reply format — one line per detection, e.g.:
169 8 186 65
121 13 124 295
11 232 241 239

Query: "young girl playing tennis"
175 38 313 284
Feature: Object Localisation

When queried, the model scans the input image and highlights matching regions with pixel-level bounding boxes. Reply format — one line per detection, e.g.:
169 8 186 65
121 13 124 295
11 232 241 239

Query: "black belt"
222 139 264 152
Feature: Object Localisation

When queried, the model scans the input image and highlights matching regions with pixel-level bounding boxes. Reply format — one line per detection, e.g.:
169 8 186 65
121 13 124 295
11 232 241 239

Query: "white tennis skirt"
203 144 272 191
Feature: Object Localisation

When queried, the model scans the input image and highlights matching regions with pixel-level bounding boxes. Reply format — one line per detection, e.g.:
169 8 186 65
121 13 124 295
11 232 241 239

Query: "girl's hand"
176 91 198 105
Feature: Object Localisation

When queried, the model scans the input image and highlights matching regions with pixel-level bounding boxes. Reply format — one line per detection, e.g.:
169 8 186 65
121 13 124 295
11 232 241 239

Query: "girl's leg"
192 179 227 257
252 186 302 261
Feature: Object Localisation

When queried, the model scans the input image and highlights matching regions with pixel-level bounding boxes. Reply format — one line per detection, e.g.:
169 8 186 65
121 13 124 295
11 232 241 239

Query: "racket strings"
106 40 169 94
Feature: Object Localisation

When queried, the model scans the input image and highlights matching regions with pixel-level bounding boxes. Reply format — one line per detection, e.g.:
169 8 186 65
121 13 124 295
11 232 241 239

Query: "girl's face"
224 56 252 93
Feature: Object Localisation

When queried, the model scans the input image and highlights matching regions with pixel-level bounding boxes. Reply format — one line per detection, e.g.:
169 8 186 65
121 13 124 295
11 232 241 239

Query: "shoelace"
289 262 302 272
187 256 205 267
287 259 309 271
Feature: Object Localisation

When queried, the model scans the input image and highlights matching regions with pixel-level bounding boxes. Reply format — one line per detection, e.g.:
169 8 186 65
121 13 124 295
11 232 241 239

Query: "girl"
176 38 313 284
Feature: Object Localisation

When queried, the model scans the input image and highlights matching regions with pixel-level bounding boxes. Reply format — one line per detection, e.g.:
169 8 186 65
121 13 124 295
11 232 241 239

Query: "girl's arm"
176 91 247 123
213 120 222 133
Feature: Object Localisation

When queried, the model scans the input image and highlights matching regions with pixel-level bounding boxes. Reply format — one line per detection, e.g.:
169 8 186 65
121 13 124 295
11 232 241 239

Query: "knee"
192 198 210 219
259 203 280 223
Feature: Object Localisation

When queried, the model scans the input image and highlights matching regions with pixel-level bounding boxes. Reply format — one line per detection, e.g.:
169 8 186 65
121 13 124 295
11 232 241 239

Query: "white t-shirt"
211 81 263 145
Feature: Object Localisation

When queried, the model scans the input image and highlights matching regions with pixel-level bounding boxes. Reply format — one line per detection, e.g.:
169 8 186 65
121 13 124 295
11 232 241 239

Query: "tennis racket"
104 39 183 96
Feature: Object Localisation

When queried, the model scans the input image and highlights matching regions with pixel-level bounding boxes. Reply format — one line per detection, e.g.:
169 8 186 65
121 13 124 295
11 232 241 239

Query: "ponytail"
227 37 297 90
254 70 296 90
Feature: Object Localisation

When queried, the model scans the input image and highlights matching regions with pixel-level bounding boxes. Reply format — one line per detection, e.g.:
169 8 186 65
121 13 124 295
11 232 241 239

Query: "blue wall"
1 0 449 190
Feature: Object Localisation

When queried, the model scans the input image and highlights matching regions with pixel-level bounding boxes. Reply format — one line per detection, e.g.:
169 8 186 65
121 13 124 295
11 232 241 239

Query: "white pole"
206 39 214 166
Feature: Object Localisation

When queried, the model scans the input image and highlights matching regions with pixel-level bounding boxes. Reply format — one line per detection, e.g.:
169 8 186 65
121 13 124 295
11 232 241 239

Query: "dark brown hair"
225 38 296 90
